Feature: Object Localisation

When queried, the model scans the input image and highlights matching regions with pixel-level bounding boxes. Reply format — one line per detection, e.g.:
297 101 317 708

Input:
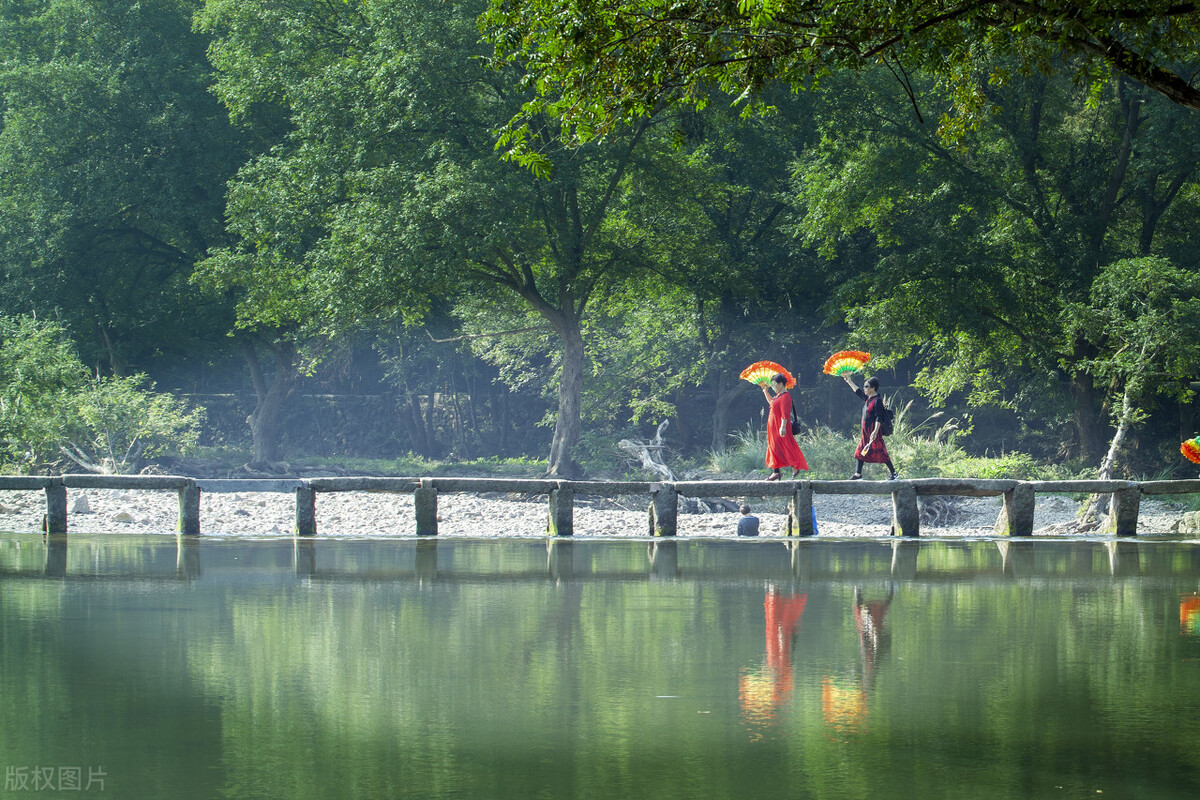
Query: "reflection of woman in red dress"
761 373 808 481
739 588 807 728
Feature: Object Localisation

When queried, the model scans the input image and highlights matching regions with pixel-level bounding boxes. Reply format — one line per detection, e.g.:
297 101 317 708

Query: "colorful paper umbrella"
1182 437 1200 464
823 350 871 376
739 360 795 389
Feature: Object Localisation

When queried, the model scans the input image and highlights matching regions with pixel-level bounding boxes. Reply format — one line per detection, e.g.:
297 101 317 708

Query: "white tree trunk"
1080 384 1135 527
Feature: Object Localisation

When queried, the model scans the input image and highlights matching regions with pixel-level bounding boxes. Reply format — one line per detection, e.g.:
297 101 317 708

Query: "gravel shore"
0 482 1193 537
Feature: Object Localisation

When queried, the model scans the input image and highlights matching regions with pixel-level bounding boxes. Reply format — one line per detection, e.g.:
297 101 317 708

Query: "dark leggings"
855 458 895 475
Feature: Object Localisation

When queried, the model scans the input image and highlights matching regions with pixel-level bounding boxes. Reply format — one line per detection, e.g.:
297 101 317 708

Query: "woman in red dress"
761 373 808 480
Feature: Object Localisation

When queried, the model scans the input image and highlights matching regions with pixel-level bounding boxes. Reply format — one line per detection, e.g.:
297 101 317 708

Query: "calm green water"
3 534 1200 799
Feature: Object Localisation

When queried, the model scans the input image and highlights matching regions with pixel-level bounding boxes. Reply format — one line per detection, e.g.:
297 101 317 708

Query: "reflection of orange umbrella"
822 676 867 733
738 669 778 727
1181 595 1200 635
740 360 795 389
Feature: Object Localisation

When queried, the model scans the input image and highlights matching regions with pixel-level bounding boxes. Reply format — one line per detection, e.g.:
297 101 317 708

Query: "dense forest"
0 0 1198 479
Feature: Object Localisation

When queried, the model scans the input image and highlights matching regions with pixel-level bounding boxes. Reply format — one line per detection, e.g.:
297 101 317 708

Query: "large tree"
197 0 675 476
794 64 1200 465
0 0 246 374
624 95 839 452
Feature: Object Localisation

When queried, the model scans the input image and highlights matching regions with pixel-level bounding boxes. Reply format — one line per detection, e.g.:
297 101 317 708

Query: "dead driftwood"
618 422 738 514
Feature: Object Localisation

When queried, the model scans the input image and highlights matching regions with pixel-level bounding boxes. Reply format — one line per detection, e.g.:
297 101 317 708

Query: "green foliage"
1063 256 1200 418
195 0 697 475
60 375 205 474
483 0 1200 156
0 0 244 370
0 316 203 473
0 316 88 468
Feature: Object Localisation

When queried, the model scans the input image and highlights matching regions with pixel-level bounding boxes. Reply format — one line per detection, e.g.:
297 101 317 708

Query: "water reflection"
177 535 202 580
648 540 678 578
740 587 806 733
1182 594 1200 636
43 534 67 577
5 534 1200 799
821 586 894 738
546 538 573 580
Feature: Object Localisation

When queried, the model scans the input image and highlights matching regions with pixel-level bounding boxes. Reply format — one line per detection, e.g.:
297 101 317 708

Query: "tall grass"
710 396 1084 481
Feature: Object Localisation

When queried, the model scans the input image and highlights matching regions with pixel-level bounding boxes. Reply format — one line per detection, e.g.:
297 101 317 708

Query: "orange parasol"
823 350 871 376
739 360 795 389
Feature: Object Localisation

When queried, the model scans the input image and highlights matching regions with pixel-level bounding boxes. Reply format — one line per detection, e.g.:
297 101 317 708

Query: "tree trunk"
424 389 439 457
1070 372 1105 461
97 323 127 377
399 390 431 456
1181 393 1196 447
242 338 297 468
1080 384 1135 526
709 370 742 452
546 317 585 478
671 385 696 455
496 382 510 454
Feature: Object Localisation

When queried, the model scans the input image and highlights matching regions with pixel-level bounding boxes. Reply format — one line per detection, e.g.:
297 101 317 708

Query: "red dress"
766 392 809 471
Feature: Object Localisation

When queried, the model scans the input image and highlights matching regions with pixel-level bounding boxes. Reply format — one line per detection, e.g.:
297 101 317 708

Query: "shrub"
0 316 88 469
0 315 204 473
60 375 205 474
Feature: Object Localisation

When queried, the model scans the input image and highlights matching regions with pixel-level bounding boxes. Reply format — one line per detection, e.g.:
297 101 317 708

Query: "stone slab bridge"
3 475 1199 537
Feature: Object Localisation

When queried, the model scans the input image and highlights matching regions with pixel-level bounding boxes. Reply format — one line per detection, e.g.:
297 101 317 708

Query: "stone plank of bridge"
813 479 898 495
414 478 437 536
787 483 815 537
1138 479 1200 496
295 485 317 536
178 481 200 535
1106 487 1140 537
0 476 53 490
994 483 1035 537
434 477 557 494
307 477 417 493
43 479 67 534
673 480 798 497
649 484 678 537
566 480 654 497
548 483 574 536
61 474 190 490
890 484 919 537
909 478 1017 497
1028 479 1138 493
196 479 305 493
